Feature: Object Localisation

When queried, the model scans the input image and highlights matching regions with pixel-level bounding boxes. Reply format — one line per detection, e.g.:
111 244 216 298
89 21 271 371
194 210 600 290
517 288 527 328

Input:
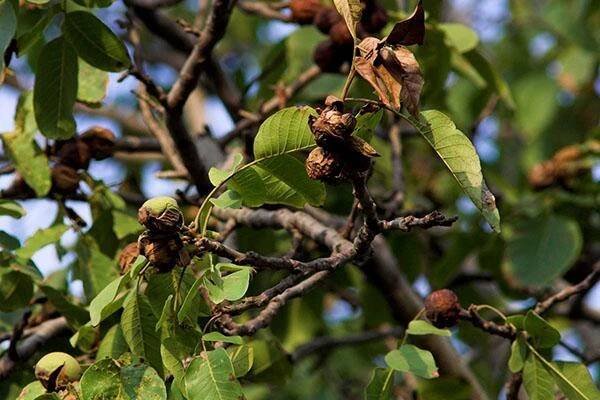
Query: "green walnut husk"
35 352 81 391
138 196 183 233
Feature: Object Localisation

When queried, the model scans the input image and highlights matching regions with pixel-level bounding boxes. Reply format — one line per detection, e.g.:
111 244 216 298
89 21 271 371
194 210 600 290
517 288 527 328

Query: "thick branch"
0 317 69 380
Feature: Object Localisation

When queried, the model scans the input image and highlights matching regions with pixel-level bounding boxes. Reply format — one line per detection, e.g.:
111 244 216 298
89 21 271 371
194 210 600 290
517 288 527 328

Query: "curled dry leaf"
332 0 364 40
385 0 425 46
353 1 425 115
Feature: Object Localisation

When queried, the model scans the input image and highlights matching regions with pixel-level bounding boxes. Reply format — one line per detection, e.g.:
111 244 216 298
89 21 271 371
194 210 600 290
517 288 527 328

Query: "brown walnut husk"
51 165 80 195
138 232 189 272
118 242 139 275
290 0 322 24
55 139 91 170
309 96 357 148
424 289 461 328
305 147 343 182
80 126 116 160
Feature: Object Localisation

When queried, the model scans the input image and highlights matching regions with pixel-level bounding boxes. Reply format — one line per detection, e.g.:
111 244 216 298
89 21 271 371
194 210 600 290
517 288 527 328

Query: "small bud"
290 0 322 24
314 7 341 34
138 232 186 272
330 21 354 46
118 242 139 275
35 352 81 391
51 165 80 195
306 147 343 182
424 289 461 328
55 139 91 170
138 196 183 233
80 126 116 160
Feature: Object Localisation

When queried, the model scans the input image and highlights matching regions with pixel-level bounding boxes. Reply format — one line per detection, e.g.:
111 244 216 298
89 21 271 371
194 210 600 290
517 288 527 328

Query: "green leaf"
254 155 325 207
63 11 131 72
253 107 316 159
89 274 130 326
0 200 26 218
184 348 244 400
513 74 558 140
524 311 561 348
15 224 68 259
17 381 46 400
77 58 108 107
40 284 88 327
332 0 363 40
227 345 254 378
111 210 143 240
75 235 119 299
205 267 251 304
210 190 243 209
0 230 20 250
160 337 187 389
463 50 515 109
2 92 52 196
523 355 555 400
406 320 451 337
354 110 383 142
33 36 78 139
70 323 97 352
203 332 244 345
551 362 600 400
16 7 57 55
80 358 166 400
439 23 479 53
176 278 203 323
120 290 163 375
365 368 394 400
414 110 501 232
96 325 128 360
0 0 16 73
384 344 439 379
506 215 582 287
0 270 34 312
508 336 528 373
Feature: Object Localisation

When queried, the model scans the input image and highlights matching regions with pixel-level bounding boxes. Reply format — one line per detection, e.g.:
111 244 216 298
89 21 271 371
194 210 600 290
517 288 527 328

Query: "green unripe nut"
138 196 183 233
35 352 81 391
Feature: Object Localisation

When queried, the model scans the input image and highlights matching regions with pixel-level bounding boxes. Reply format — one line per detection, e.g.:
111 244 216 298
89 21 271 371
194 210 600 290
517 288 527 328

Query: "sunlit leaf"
385 344 439 379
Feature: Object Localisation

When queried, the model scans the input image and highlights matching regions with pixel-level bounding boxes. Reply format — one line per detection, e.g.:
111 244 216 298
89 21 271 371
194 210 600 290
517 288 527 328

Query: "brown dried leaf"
348 136 380 157
332 0 364 40
378 46 423 115
386 0 425 46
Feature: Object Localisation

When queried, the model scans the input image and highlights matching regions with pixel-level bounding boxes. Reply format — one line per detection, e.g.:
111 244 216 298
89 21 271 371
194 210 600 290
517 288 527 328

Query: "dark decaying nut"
138 196 183 233
118 242 139 275
35 352 81 391
80 126 116 160
290 0 322 24
305 147 343 181
138 232 187 272
424 289 461 328
314 7 341 34
361 5 388 33
329 21 354 46
313 40 348 73
309 96 357 149
55 139 91 170
51 164 80 195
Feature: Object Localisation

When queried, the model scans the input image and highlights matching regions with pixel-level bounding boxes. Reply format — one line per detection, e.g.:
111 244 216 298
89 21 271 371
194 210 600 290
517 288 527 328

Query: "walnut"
424 289 461 328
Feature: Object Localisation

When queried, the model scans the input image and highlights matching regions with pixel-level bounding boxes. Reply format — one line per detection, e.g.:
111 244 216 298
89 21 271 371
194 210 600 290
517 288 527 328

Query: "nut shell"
305 147 342 181
138 232 186 272
361 5 388 33
138 196 183 233
309 103 356 149
118 242 140 275
51 165 80 195
80 126 116 160
314 7 341 34
35 352 81 391
313 40 348 73
424 289 461 328
55 139 91 170
290 0 322 24
330 21 353 46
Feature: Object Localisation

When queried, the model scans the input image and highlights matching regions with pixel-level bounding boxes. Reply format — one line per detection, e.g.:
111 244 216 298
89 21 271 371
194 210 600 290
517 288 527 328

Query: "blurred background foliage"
0 0 598 399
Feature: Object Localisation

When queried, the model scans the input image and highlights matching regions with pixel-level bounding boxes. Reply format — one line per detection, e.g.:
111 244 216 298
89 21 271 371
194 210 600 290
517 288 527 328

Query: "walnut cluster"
305 96 379 183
